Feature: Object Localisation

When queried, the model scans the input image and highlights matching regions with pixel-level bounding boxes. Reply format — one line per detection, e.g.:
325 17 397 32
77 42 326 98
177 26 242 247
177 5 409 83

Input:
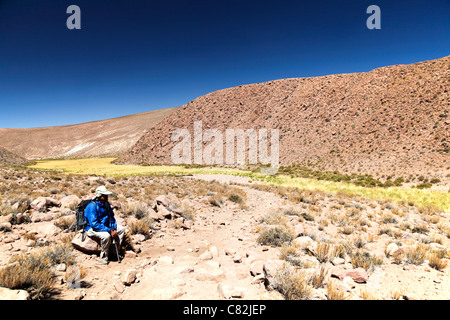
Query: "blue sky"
0 0 449 128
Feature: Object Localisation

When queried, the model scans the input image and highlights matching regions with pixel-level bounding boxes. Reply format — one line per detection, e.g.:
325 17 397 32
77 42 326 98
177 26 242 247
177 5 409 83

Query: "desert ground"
0 166 448 300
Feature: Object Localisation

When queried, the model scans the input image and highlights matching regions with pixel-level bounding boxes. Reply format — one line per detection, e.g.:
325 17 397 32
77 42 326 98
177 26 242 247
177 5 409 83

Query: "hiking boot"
98 252 109 265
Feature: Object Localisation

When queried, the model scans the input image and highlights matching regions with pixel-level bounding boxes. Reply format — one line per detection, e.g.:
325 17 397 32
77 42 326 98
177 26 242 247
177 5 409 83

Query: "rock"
0 214 12 224
157 256 174 265
122 269 137 286
233 255 242 263
386 243 399 257
125 251 137 259
293 224 305 237
199 250 213 261
345 268 369 283
110 201 121 210
195 261 226 282
41 214 54 222
132 234 146 243
217 284 245 299
263 259 287 291
74 290 85 300
182 220 194 229
342 276 356 289
292 236 314 249
0 222 12 231
251 274 266 284
331 267 368 283
157 205 173 219
155 195 169 207
0 287 29 300
114 281 125 293
56 263 67 272
71 232 101 254
209 246 219 257
250 260 265 276
225 248 237 256
332 257 345 266
30 197 61 212
60 195 81 209
147 208 164 221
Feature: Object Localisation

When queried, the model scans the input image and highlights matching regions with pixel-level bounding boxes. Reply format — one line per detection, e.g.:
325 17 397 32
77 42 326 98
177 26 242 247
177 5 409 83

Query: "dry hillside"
117 56 449 182
0 146 26 166
0 107 179 160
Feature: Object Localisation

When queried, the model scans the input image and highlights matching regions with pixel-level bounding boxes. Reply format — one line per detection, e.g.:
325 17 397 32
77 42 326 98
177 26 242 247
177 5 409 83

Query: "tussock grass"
274 264 312 300
0 243 75 299
257 225 293 247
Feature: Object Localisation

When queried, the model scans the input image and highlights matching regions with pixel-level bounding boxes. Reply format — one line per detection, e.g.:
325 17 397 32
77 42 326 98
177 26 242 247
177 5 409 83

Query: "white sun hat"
95 185 112 198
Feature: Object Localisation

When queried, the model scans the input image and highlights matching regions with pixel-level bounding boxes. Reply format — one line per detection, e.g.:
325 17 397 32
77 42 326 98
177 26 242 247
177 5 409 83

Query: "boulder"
292 236 315 249
71 232 101 254
263 259 287 291
60 195 81 209
249 260 265 276
155 195 169 207
30 197 61 212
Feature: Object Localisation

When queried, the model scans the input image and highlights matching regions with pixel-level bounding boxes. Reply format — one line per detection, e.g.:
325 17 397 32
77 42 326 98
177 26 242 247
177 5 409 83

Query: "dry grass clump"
350 249 383 271
0 243 76 299
274 264 312 300
427 251 448 271
326 279 349 300
405 244 428 265
258 225 293 247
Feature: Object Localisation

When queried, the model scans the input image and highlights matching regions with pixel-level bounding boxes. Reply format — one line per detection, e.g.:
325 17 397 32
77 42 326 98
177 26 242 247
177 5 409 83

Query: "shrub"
309 266 327 289
315 242 333 263
122 203 148 220
326 279 348 300
257 226 293 247
427 251 447 271
128 218 152 239
350 250 383 271
406 244 428 265
274 265 312 300
0 243 75 299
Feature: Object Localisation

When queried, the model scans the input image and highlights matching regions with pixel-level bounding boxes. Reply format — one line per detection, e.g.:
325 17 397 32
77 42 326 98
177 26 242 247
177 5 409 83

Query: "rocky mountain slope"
117 56 449 181
0 107 179 160
0 146 26 166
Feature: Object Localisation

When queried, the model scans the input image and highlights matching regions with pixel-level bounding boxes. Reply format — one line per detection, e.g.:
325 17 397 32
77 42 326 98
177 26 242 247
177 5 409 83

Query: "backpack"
69 199 94 233
76 200 93 231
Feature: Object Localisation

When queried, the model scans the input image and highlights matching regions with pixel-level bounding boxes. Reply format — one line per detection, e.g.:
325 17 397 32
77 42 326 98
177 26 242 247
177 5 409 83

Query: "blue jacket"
84 200 117 232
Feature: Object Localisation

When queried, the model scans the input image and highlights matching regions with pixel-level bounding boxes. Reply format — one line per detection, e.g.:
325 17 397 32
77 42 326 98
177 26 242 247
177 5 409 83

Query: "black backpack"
69 199 93 232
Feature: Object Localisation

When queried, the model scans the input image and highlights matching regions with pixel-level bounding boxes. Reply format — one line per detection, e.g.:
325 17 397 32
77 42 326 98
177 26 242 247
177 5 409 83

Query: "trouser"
86 225 126 259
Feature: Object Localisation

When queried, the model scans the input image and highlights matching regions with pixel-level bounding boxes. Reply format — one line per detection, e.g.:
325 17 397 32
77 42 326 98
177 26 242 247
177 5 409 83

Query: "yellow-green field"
29 158 450 211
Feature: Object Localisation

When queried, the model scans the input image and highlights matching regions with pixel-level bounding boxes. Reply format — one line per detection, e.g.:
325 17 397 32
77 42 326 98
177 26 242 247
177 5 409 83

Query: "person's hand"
110 229 118 240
